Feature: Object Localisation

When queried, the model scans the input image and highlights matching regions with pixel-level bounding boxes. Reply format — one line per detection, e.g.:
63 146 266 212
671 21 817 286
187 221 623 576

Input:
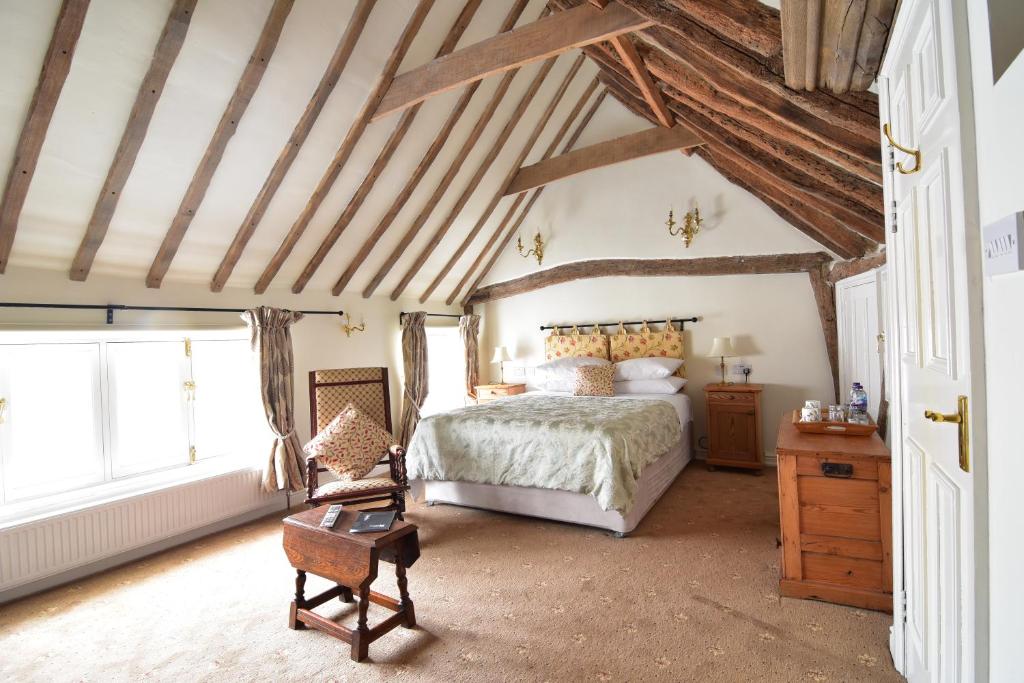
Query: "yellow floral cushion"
609 322 686 377
544 326 609 361
303 403 394 480
573 364 615 396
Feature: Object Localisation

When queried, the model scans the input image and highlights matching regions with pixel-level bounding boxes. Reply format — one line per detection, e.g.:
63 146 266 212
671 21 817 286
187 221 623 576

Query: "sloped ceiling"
0 0 884 304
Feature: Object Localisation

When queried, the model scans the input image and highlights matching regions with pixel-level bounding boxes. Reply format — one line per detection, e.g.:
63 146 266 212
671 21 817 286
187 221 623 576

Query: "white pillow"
536 357 610 391
614 377 688 395
613 357 684 381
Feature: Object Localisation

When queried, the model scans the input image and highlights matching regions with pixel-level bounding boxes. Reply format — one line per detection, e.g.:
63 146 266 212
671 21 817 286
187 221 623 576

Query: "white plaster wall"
0 267 457 443
965 1 1024 678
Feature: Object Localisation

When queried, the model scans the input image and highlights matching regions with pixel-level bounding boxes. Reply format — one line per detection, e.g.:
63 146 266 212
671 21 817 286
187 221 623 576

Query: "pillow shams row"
614 377 687 395
536 356 609 391
612 357 684 381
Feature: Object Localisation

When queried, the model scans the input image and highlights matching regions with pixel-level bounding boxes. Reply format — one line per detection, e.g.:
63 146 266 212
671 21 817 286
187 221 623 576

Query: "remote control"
320 504 343 529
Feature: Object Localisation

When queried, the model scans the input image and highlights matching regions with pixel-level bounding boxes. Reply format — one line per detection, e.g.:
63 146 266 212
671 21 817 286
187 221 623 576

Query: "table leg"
351 587 371 662
289 570 307 630
396 558 416 628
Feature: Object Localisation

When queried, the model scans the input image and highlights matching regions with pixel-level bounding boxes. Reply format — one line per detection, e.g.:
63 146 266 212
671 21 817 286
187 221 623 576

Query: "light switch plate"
982 212 1024 276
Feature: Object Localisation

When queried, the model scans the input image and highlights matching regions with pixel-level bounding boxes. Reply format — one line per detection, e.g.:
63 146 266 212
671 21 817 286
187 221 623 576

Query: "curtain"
241 306 305 493
397 311 428 447
459 314 481 400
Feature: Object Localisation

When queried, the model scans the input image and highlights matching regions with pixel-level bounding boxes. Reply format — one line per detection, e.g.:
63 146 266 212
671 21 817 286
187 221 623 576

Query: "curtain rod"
539 317 699 331
0 302 343 325
399 311 463 321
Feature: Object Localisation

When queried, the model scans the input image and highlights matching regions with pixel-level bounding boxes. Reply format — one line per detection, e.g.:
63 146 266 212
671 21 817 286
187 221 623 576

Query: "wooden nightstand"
475 383 526 404
704 383 764 472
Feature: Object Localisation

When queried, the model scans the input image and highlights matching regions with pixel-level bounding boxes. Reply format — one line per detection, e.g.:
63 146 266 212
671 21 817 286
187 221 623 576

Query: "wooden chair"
305 368 407 516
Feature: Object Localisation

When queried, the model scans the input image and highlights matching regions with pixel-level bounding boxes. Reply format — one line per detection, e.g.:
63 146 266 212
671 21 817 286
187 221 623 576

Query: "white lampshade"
491 346 512 363
707 336 736 358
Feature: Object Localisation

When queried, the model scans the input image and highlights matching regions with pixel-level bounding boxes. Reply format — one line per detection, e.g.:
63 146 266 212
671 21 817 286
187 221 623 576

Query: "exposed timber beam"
145 0 294 289
253 0 433 294
467 252 832 304
850 0 897 91
780 0 821 90
330 0 530 297
665 0 783 61
0 0 90 274
71 0 197 282
827 249 886 283
290 0 483 295
416 58 589 303
456 89 609 305
372 1 651 120
808 262 840 401
505 123 702 195
608 35 672 126
209 0 375 292
387 55 560 301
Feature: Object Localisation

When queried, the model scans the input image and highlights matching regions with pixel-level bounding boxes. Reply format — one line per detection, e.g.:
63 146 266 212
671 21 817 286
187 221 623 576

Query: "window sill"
0 458 277 530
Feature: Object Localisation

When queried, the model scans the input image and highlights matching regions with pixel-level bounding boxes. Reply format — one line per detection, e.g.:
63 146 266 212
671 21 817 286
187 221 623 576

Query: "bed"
407 390 693 536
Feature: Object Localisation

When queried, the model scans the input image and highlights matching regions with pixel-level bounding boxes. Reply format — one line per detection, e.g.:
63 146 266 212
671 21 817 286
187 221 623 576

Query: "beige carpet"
0 466 901 682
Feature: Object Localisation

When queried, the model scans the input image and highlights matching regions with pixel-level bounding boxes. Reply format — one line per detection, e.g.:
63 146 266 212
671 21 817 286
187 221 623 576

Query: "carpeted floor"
0 466 901 682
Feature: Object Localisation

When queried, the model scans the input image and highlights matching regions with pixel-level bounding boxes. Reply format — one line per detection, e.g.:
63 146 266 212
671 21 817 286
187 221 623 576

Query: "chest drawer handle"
821 462 853 478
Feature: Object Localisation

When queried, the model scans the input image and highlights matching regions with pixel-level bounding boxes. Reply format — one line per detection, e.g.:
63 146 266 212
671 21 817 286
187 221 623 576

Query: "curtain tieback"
404 388 423 417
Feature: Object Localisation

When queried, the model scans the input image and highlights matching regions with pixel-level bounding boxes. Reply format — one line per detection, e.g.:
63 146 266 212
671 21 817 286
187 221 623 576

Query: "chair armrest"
306 456 319 501
388 445 408 488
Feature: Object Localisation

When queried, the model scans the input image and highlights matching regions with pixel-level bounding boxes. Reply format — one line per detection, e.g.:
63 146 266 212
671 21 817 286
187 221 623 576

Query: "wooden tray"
791 410 877 436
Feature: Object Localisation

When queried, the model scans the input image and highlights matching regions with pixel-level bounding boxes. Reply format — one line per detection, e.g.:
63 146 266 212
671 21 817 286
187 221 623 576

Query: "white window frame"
421 324 468 417
0 328 268 527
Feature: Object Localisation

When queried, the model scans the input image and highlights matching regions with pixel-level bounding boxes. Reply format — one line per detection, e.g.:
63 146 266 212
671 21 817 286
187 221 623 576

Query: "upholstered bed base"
410 421 693 536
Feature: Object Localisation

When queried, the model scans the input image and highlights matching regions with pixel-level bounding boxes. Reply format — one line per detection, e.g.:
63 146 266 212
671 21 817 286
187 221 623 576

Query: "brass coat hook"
883 123 922 174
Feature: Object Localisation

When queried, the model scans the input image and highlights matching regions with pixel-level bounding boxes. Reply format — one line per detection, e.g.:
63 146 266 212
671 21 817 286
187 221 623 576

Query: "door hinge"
891 200 898 234
189 446 197 464
888 145 896 173
901 591 908 622
184 337 192 358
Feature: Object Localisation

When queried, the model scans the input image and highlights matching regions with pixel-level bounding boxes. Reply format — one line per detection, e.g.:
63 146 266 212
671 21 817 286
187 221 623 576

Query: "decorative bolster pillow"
612 357 684 381
614 377 688 395
573 364 616 396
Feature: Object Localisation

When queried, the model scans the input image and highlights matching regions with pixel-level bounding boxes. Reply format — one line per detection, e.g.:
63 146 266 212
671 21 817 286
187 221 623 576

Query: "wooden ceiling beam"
252 0 433 294
70 0 197 282
209 0 375 292
372 1 651 120
467 252 832 304
505 122 701 195
0 0 90 274
360 58 527 300
827 249 886 284
387 55 561 301
330 0 530 298
608 35 672 127
145 0 294 289
780 0 821 90
416 58 589 302
457 89 608 305
289 0 483 295
850 0 898 91
665 0 782 61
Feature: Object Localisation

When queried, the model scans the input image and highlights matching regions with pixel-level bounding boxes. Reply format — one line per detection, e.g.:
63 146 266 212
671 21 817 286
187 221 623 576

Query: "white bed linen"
526 389 691 427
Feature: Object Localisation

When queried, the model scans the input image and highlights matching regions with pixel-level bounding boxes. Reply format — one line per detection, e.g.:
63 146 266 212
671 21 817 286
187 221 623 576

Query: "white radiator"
0 468 283 598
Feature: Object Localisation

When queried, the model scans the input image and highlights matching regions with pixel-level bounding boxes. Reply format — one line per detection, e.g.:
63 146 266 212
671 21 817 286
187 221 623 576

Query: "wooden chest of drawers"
775 419 892 612
704 383 763 471
474 383 526 404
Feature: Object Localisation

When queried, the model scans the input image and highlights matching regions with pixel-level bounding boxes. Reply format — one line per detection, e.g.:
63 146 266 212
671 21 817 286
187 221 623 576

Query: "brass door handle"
924 395 969 473
883 123 922 174
0 397 6 424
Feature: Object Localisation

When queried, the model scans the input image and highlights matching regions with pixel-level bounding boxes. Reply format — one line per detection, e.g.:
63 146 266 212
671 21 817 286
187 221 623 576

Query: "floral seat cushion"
313 477 401 498
303 403 395 481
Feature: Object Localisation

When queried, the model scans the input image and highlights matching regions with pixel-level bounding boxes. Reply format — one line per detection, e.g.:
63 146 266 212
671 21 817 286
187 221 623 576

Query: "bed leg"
612 531 629 539
425 500 436 507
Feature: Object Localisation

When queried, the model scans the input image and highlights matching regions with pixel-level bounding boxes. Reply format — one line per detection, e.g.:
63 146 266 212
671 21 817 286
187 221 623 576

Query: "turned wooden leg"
396 558 416 628
289 570 307 630
351 587 371 662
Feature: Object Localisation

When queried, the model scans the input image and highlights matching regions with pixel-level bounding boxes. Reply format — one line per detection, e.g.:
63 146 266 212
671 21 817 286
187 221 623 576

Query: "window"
419 326 467 417
0 331 269 510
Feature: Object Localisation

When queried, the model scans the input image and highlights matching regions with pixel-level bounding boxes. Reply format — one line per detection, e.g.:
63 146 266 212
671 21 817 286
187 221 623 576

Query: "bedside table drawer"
476 384 525 401
707 391 755 404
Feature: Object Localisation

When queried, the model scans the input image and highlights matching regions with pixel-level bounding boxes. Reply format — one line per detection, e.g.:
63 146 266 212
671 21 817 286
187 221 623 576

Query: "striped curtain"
397 311 428 446
459 314 481 400
241 306 305 493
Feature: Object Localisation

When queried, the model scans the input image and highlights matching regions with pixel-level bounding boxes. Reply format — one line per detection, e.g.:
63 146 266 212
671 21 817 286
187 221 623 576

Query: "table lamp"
707 337 736 384
491 346 512 384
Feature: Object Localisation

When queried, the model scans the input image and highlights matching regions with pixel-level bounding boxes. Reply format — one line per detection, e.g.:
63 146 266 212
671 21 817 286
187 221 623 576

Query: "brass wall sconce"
666 205 703 248
341 313 366 337
517 231 545 266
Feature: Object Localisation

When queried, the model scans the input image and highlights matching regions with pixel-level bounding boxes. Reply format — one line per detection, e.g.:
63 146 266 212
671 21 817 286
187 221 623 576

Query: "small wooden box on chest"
775 419 892 612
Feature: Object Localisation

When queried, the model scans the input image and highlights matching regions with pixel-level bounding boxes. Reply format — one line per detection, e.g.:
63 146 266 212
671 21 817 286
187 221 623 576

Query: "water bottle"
848 382 869 424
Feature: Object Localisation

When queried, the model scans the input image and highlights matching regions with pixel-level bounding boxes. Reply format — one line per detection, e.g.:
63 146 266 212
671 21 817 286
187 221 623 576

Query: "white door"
881 0 984 680
836 271 882 419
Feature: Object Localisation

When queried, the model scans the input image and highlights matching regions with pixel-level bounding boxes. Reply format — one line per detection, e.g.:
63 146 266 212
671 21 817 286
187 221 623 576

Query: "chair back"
309 367 392 437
